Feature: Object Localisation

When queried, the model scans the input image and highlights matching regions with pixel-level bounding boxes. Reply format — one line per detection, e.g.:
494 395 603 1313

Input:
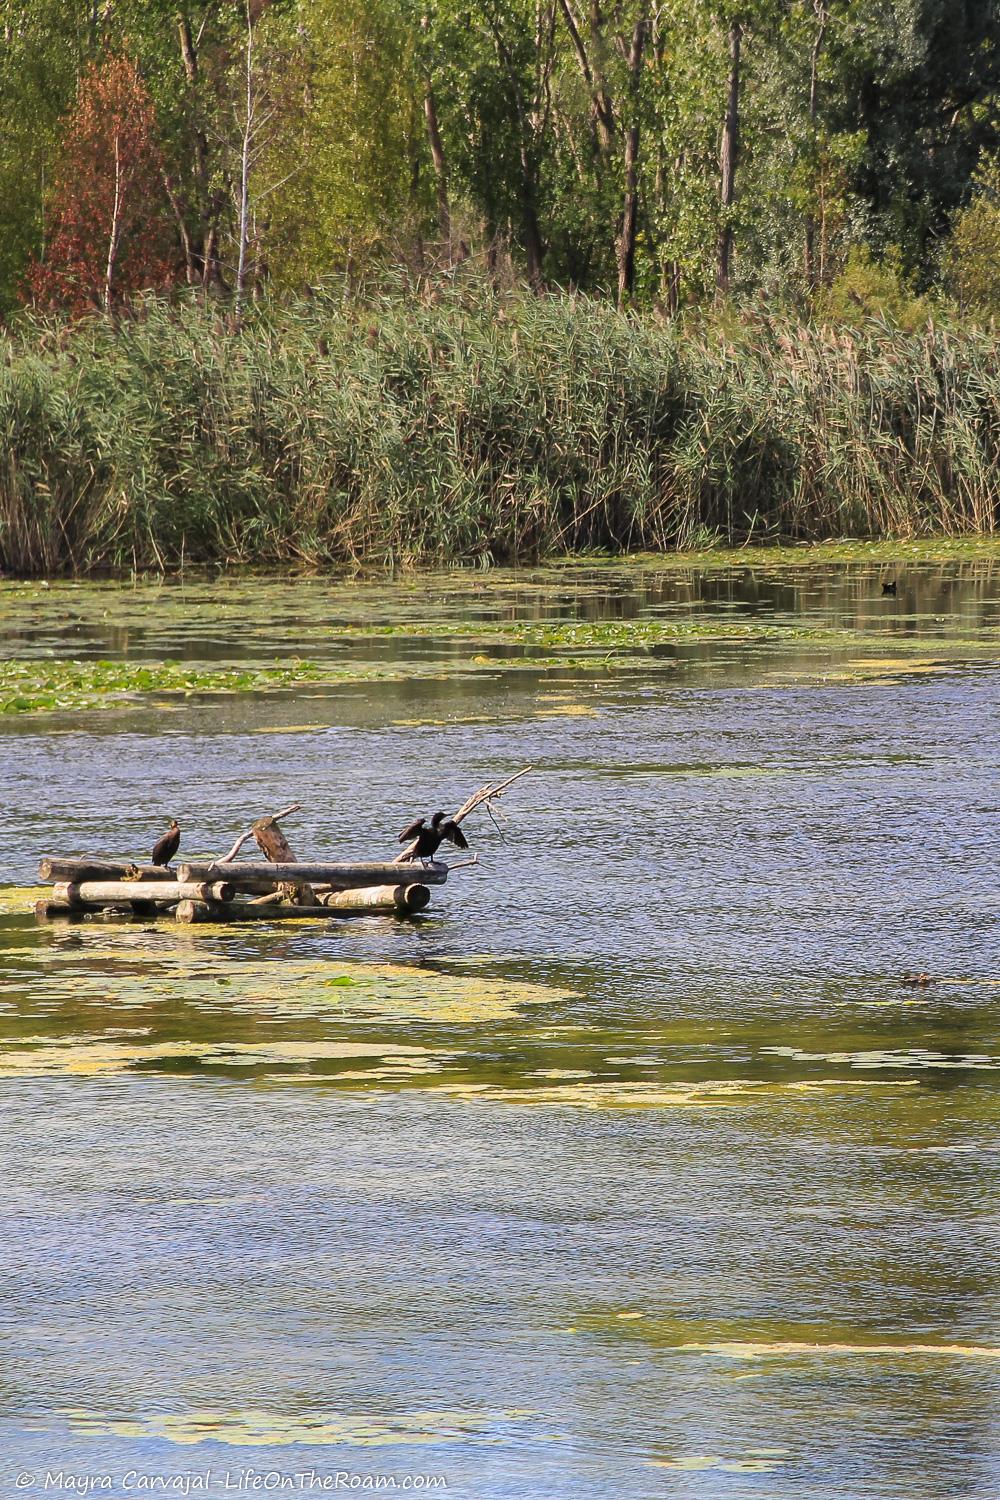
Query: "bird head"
431 811 447 826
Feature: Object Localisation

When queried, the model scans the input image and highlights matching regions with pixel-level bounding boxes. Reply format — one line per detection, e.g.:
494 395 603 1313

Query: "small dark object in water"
398 810 469 863
882 580 898 596
901 971 933 987
151 818 181 867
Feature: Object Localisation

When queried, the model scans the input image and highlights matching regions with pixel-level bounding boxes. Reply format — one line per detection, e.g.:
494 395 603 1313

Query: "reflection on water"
1 554 999 1499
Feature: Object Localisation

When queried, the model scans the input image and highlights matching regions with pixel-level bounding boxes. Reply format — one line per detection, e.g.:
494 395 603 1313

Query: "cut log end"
320 883 431 913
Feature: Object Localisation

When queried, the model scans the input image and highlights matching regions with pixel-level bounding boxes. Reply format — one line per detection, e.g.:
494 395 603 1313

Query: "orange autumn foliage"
27 54 176 313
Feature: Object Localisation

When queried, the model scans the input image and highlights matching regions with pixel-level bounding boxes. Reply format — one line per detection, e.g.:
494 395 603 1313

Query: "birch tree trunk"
804 0 828 290
235 1 254 320
105 132 124 311
716 20 741 295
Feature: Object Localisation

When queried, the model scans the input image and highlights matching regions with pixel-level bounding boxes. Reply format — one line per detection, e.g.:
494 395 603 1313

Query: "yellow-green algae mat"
568 1310 1000 1384
0 893 947 1101
60 1407 532 1448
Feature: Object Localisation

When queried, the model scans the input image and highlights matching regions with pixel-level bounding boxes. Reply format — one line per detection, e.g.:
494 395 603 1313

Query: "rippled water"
2 553 999 1499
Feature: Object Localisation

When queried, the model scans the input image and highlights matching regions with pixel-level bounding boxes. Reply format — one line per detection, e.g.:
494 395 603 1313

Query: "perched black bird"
151 818 181 867
881 580 897 596
398 810 469 864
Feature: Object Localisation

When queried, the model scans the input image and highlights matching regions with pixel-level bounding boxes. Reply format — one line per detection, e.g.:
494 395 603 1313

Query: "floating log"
53 880 234 907
319 883 431 913
38 858 176 883
177 860 448 888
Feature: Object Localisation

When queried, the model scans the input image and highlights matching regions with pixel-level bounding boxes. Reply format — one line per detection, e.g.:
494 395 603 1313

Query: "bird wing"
441 820 469 850
398 818 424 843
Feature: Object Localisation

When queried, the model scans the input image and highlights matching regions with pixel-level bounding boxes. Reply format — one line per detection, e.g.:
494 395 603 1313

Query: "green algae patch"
0 657 355 715
0 886 47 915
3 562 1000 719
63 1406 531 1448
558 538 1000 570
0 937 572 1082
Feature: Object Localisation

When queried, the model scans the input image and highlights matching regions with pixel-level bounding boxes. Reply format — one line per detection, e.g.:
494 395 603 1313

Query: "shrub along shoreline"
0 290 997 577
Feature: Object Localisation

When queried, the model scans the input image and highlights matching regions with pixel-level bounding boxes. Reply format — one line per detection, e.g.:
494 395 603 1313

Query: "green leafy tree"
943 157 1000 317
265 0 427 289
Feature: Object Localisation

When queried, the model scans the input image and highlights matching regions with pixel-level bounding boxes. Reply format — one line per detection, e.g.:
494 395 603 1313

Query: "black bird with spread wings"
151 818 181 867
398 810 469 864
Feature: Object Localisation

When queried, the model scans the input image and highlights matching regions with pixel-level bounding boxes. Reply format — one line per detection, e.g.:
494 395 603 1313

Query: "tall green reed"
0 289 996 575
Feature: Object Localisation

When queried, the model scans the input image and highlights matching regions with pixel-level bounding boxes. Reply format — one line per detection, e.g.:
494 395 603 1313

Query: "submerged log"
177 860 448 888
38 858 176 883
35 898 90 920
53 880 234 907
174 898 346 923
174 900 216 924
319 883 431 912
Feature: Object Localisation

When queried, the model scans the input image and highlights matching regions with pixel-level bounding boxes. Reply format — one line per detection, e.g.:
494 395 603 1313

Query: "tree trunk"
424 88 451 251
663 259 681 315
519 150 546 288
716 20 741 296
235 4 254 320
557 0 614 152
804 0 828 291
105 132 124 311
617 17 647 309
176 13 226 289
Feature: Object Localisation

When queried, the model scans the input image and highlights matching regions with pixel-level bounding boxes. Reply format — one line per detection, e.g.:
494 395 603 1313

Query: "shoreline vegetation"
1 288 999 579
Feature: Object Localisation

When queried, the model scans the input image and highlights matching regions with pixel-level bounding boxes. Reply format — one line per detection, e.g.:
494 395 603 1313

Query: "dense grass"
0 287 998 575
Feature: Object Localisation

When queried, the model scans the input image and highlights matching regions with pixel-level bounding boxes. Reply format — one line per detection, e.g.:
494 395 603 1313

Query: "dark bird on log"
151 818 181 867
398 810 469 864
901 971 933 987
882 580 898 596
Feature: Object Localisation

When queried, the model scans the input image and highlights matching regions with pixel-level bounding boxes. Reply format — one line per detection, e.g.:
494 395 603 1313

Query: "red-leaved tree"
28 55 175 314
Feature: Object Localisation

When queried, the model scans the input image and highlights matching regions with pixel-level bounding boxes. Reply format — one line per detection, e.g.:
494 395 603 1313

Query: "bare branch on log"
451 766 533 825
393 767 533 863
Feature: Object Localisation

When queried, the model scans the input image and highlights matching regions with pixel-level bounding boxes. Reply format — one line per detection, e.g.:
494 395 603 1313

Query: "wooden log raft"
177 860 448 889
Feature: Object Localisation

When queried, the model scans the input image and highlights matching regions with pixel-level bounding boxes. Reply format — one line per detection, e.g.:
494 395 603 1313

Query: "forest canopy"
2 0 1000 318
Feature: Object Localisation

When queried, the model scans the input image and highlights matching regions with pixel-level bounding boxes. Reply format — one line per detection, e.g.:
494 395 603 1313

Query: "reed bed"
0 288 997 575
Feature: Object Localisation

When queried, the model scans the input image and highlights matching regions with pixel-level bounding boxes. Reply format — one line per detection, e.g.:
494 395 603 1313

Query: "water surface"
1 553 999 1499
